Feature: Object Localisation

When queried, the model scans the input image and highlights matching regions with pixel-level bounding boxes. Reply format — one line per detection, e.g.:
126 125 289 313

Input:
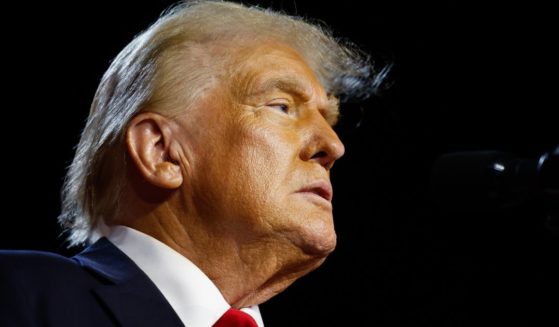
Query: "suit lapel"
73 238 184 327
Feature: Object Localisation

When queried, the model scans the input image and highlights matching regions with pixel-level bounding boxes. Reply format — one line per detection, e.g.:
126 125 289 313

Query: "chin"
295 217 337 257
304 231 337 257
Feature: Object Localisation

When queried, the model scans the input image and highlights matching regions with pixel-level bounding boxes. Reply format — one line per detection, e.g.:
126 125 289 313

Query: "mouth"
297 180 333 202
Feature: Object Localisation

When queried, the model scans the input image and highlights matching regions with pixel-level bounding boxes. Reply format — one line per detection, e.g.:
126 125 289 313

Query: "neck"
117 198 326 308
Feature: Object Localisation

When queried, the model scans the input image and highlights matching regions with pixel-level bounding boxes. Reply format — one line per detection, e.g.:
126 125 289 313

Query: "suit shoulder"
1 249 119 326
0 249 98 290
0 249 106 306
0 249 80 273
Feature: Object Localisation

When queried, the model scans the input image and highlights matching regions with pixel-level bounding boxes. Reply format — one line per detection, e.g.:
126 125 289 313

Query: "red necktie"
213 308 258 327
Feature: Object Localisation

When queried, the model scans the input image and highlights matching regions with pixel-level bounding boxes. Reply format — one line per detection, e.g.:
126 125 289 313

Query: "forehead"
234 43 312 84
226 43 339 120
231 43 317 90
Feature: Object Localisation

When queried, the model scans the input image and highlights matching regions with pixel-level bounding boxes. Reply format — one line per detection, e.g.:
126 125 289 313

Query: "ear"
126 112 183 189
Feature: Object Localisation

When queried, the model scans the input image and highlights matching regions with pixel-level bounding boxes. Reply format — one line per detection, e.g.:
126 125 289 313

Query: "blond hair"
59 0 387 246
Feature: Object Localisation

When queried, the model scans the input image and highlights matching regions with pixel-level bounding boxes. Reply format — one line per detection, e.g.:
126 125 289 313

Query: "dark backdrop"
2 1 557 326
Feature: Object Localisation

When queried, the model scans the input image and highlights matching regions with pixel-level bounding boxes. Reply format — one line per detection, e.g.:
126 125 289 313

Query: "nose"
301 114 345 170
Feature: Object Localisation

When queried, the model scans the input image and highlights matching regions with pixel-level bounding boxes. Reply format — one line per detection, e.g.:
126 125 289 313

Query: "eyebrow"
253 76 310 100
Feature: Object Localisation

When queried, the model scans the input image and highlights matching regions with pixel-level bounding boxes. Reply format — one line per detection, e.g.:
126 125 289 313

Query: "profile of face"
174 43 345 259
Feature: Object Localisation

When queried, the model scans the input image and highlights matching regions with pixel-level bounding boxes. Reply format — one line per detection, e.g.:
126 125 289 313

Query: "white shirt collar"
106 225 264 327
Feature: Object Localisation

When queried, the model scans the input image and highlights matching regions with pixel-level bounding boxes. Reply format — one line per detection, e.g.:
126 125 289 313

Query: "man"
0 1 385 326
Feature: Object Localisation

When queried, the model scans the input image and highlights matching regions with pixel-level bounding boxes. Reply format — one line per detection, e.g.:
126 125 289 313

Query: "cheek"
236 114 300 175
226 120 299 205
232 130 291 191
189 108 303 230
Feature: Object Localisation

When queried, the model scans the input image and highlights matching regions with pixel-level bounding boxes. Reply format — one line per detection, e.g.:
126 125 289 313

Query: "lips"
297 180 333 202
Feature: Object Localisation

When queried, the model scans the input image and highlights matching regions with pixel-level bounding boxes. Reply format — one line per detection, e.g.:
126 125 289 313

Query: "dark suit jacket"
0 238 184 327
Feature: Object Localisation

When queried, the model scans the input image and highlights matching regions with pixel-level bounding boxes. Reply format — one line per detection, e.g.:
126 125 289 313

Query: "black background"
2 0 557 326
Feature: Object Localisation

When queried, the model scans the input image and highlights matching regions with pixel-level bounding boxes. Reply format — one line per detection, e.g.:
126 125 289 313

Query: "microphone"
430 146 558 212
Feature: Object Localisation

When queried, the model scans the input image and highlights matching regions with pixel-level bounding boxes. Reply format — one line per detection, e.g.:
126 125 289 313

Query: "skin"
120 42 345 308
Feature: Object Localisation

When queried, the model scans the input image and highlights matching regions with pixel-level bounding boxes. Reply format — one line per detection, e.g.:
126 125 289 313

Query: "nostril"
311 150 327 160
310 150 337 170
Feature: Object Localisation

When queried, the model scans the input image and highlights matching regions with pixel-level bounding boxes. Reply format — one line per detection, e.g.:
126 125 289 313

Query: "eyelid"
266 98 290 105
266 98 291 113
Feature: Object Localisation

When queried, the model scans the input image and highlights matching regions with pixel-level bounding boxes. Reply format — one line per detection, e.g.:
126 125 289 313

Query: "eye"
268 103 289 113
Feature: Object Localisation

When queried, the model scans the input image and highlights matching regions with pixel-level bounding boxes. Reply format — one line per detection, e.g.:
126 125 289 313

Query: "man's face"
175 43 345 257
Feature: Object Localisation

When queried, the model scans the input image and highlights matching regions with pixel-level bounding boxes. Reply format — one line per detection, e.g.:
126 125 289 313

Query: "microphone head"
430 151 539 212
538 145 559 194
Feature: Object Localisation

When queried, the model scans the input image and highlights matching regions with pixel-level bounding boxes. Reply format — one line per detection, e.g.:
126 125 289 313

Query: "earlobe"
154 162 183 189
126 113 184 189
